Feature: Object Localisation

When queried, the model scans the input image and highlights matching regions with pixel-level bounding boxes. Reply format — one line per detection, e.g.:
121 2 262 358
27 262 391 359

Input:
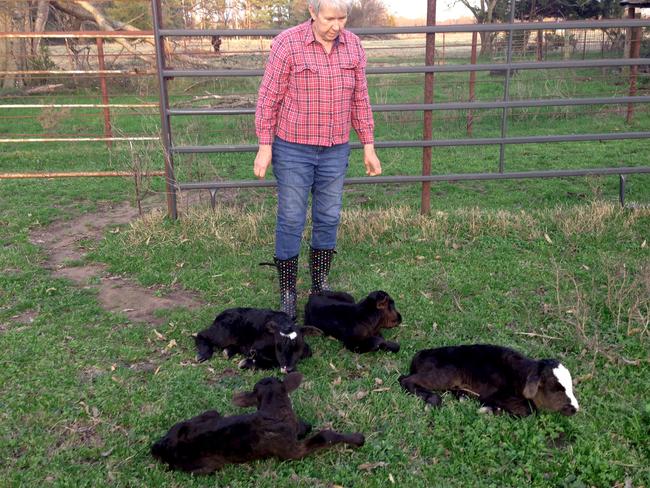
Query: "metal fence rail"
150 0 650 218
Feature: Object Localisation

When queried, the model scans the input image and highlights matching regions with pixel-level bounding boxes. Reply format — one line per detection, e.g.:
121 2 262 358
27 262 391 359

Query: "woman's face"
309 3 348 43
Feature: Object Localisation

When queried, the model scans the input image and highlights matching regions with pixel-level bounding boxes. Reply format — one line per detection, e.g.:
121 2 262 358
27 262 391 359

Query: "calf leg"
348 336 400 353
398 374 443 407
297 418 313 439
287 430 364 459
479 393 534 417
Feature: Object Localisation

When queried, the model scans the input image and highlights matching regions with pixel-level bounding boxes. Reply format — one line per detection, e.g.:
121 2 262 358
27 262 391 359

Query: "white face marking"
553 364 579 410
280 331 297 341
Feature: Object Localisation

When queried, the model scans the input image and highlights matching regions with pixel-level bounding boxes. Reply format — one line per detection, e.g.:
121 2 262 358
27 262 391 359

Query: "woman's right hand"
254 145 273 179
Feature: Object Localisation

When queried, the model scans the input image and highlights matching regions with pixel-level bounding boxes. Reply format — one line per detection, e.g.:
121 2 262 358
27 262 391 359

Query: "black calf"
195 308 312 373
151 373 365 473
304 290 402 353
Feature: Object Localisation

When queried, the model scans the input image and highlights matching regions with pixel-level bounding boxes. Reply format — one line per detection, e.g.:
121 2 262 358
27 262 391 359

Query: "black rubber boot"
274 255 298 320
309 247 335 294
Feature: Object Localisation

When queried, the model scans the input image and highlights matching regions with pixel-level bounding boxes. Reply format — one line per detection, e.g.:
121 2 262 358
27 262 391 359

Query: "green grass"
1 60 649 486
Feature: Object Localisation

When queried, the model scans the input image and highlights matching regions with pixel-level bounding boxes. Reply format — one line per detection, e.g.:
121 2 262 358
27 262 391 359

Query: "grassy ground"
1 56 649 486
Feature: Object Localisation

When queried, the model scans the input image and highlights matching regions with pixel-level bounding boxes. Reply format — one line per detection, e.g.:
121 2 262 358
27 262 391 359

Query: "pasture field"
1 61 649 487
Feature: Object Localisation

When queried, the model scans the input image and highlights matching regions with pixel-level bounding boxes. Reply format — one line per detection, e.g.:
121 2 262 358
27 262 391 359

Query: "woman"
254 0 381 319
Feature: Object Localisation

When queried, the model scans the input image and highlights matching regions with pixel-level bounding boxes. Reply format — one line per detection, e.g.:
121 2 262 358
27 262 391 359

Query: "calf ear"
232 390 257 407
283 372 303 393
523 372 541 399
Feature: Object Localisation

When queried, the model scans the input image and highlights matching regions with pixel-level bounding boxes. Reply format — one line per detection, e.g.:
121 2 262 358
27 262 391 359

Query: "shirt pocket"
293 64 319 93
339 61 357 94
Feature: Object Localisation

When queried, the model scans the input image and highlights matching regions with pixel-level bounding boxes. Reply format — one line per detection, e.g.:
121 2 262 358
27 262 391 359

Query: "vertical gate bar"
151 0 178 220
421 0 437 215
96 37 113 149
626 7 640 124
467 31 477 136
619 175 626 207
498 0 517 173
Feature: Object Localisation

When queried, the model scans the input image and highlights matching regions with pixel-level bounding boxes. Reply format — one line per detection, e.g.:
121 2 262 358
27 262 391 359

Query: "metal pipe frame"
150 1 650 218
170 132 650 154
167 96 650 116
157 19 648 37
162 58 650 78
179 166 650 191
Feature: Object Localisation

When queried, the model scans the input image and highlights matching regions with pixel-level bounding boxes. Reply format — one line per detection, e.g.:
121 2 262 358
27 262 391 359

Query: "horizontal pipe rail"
0 69 156 76
158 19 650 37
0 31 154 39
0 171 164 179
167 96 650 116
171 132 650 154
178 166 650 191
1 103 158 109
162 58 650 79
0 136 158 143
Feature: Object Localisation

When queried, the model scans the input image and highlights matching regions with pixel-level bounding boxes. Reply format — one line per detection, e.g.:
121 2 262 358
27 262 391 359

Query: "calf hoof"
385 341 400 353
238 358 255 369
348 433 365 447
478 406 502 415
196 352 210 363
425 393 442 407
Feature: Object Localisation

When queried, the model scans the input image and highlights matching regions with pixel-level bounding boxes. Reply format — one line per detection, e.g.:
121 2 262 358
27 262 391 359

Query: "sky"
382 0 470 21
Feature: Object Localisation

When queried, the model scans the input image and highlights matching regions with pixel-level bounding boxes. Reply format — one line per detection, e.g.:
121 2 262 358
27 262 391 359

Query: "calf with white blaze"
399 344 579 416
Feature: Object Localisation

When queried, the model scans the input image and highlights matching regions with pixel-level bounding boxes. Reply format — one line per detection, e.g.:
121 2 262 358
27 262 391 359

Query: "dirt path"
29 200 204 326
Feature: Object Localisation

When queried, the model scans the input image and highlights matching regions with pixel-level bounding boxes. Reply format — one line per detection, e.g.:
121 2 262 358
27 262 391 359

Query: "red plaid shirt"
255 20 375 147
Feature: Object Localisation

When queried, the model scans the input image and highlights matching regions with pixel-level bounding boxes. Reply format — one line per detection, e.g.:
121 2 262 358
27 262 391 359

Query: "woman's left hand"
363 144 382 176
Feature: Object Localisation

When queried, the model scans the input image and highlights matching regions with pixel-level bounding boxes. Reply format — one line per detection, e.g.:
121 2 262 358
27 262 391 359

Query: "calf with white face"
399 344 579 416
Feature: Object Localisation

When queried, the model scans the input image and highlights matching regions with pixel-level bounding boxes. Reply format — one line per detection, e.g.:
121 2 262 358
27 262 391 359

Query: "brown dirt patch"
29 200 204 326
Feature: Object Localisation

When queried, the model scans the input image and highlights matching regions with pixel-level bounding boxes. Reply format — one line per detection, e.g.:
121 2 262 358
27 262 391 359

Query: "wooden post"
96 37 112 148
421 0 436 215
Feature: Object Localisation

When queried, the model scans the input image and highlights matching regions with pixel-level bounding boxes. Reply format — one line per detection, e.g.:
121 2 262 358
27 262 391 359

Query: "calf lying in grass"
399 344 579 416
304 290 402 353
151 373 365 473
195 308 312 373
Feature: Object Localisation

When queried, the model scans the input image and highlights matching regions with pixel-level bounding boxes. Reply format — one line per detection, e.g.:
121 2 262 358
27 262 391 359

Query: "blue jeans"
272 137 350 260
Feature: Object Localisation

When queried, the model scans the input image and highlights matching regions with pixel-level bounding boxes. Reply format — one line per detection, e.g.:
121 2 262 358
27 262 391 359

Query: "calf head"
232 372 303 409
523 359 579 415
266 317 312 374
367 291 402 329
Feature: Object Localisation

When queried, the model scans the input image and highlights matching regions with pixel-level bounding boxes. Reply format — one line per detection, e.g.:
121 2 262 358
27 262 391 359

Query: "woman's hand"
363 144 382 176
253 145 273 179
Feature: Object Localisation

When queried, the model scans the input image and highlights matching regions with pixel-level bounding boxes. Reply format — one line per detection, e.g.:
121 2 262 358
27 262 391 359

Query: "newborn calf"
196 308 312 373
304 290 402 353
151 373 365 473
399 344 579 416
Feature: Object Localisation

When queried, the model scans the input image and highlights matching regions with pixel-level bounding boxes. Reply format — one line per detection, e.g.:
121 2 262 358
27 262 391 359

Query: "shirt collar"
303 19 347 47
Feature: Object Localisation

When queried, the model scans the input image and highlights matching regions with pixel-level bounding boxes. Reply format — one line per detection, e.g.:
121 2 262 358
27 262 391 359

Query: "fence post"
152 0 178 220
498 0 516 173
627 7 640 124
467 31 477 136
95 36 112 149
421 0 436 215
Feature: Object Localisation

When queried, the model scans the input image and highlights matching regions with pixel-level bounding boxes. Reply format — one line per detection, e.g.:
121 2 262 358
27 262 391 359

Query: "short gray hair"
308 0 355 15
